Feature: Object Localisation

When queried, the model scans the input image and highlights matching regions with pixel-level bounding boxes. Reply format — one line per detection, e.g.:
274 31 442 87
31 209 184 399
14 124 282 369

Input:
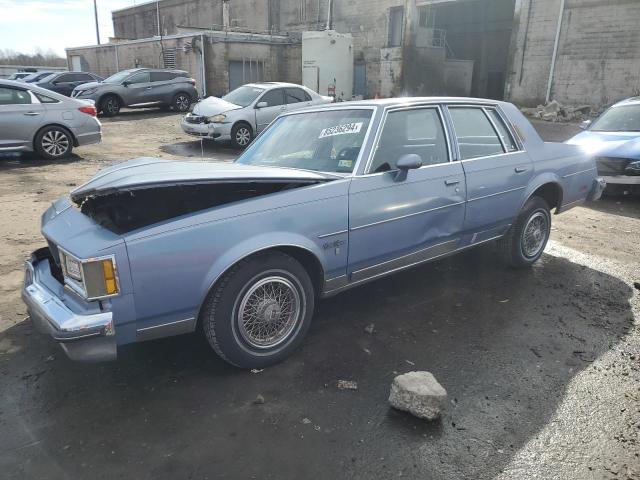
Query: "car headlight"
208 114 226 123
60 249 120 300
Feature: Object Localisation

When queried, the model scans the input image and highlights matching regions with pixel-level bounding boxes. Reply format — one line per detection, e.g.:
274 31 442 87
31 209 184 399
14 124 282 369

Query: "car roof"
123 68 187 73
243 82 310 89
304 96 512 108
0 79 79 101
611 96 640 108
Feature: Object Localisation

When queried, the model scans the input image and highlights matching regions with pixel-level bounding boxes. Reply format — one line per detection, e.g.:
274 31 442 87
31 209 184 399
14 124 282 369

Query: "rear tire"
172 92 192 112
200 252 315 369
231 122 253 149
100 95 120 117
34 126 73 160
498 196 551 268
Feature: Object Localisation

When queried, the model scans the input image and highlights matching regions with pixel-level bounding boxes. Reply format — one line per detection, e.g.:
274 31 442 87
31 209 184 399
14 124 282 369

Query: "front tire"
201 252 315 369
34 126 73 160
231 122 253 149
498 196 551 268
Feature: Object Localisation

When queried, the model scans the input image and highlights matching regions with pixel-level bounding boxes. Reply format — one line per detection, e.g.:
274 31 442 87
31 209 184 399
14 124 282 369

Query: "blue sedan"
22 98 604 368
567 96 640 193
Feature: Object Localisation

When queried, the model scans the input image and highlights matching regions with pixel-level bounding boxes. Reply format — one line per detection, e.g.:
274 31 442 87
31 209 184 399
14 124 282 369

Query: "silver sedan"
181 82 332 148
0 80 101 160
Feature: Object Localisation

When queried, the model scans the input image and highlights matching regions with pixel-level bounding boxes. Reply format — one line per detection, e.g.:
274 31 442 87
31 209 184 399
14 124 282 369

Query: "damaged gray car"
23 98 603 368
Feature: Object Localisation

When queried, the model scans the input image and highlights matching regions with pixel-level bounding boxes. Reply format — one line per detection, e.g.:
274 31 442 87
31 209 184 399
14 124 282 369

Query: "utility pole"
93 0 101 45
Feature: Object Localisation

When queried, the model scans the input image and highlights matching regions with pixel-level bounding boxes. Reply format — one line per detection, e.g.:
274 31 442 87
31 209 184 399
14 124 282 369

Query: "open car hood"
70 157 335 201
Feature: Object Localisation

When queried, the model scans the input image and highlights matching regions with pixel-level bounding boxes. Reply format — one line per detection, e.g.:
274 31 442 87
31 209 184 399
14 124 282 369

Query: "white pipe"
200 34 207 97
156 1 161 36
545 0 565 104
114 44 119 71
326 0 332 30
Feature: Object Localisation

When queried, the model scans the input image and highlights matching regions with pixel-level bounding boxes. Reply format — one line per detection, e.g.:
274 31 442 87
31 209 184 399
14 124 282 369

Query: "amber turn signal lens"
102 259 118 295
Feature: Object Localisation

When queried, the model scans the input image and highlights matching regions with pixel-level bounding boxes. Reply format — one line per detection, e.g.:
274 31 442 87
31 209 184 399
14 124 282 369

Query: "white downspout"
326 0 332 30
200 34 207 98
156 1 161 36
545 0 565 104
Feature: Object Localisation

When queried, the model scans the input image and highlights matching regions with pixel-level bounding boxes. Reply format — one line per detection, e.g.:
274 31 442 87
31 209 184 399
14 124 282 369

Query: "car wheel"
34 126 73 160
498 196 551 268
231 123 253 149
172 92 191 112
100 95 120 117
201 251 315 369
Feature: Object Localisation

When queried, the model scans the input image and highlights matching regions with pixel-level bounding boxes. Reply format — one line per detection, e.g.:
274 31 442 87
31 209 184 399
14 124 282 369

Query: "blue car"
22 98 604 368
567 97 640 193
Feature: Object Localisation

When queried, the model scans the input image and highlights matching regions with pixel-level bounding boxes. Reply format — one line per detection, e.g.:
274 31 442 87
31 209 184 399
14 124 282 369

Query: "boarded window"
388 7 404 47
162 48 177 69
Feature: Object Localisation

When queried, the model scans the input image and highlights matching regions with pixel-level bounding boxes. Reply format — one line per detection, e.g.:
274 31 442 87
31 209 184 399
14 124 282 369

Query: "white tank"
302 30 354 102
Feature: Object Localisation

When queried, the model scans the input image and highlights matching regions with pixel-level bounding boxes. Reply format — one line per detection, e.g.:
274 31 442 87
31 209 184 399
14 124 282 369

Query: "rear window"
449 107 505 160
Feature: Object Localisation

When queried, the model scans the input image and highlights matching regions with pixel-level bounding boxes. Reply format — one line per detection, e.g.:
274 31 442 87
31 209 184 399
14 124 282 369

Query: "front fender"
197 231 327 310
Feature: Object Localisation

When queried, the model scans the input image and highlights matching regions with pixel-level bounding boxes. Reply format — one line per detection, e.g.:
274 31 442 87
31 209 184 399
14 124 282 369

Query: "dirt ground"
0 111 638 479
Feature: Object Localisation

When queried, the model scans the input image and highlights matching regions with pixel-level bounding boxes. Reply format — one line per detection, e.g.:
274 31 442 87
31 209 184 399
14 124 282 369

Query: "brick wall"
507 0 640 107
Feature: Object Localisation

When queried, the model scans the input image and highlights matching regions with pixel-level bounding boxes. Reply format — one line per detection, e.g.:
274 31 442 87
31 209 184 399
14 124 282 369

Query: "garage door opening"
429 0 516 99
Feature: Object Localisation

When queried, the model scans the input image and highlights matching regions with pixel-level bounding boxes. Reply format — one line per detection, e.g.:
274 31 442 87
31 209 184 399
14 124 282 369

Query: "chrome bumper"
22 249 117 361
602 175 640 185
588 177 606 201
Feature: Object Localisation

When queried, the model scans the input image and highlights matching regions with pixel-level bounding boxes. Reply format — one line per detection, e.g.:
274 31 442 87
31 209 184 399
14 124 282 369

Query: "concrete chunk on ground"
388 371 447 420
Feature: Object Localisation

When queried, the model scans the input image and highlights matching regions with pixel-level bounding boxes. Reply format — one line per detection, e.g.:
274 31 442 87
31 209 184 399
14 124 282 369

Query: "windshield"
36 73 57 83
103 70 134 84
591 104 640 132
23 72 52 82
236 109 373 174
223 86 265 107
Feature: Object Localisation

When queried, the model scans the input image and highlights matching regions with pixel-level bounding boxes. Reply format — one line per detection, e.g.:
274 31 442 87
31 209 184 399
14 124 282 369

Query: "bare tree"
0 48 66 67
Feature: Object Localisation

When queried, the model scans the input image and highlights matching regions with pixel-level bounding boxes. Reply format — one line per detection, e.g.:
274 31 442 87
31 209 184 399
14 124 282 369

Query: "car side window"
449 107 505 160
56 74 73 83
259 89 285 107
369 108 449 173
127 72 150 84
485 108 518 152
0 87 31 105
34 92 59 104
285 88 307 104
150 72 174 82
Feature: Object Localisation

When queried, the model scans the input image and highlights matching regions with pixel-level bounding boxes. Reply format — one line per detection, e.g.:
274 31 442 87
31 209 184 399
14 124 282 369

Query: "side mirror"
256 101 268 109
579 120 592 130
395 154 423 181
122 81 130 87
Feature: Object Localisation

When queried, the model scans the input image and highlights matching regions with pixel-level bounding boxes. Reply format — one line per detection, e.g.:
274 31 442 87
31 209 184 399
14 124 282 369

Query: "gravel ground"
0 111 638 479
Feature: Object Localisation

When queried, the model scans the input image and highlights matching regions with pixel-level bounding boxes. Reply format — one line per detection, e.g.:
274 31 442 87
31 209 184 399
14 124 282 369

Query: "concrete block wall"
507 0 640 107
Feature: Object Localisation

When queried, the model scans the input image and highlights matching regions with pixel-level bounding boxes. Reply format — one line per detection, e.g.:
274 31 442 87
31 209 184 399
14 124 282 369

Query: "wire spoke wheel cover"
236 127 251 146
41 130 70 157
521 211 548 258
237 276 302 349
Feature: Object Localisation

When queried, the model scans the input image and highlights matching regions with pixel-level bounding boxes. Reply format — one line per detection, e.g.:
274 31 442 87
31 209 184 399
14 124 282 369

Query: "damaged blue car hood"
70 157 336 201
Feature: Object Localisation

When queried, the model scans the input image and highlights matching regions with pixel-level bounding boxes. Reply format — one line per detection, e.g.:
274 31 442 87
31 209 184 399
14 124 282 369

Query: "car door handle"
24 111 41 116
515 167 528 173
445 179 460 186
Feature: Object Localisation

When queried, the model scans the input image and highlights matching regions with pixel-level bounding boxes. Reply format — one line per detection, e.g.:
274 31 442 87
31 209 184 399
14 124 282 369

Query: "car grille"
185 115 208 124
596 157 632 176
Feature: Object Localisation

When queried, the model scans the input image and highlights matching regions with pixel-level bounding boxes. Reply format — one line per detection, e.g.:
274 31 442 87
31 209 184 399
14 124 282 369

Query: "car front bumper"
601 175 640 185
21 248 117 361
180 116 232 141
587 177 606 201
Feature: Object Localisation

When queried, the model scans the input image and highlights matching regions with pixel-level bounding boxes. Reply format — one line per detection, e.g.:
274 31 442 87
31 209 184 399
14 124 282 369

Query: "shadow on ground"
98 108 182 123
0 246 633 479
160 138 239 161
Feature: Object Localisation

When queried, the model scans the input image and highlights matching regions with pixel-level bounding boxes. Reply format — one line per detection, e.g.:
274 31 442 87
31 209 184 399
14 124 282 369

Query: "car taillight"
78 105 97 117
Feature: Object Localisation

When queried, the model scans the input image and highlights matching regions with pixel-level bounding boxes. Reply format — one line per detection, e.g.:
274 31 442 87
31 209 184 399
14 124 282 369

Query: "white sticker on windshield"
319 122 363 139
